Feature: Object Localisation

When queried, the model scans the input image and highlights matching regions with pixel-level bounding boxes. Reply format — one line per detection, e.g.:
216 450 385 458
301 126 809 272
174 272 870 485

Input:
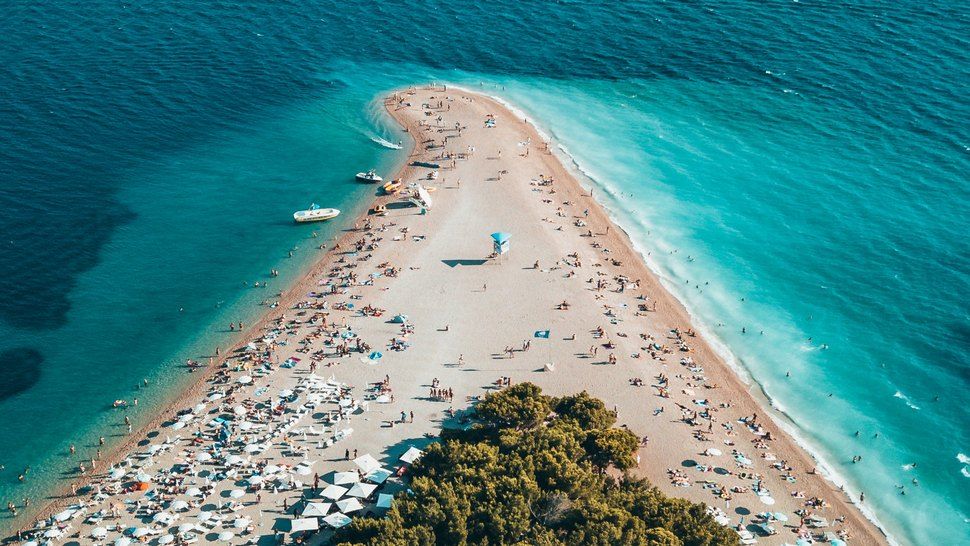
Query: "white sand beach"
7 85 888 546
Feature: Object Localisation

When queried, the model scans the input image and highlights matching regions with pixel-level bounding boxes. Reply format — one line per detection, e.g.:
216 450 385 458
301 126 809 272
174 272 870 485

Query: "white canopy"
195 452 212 462
323 513 353 528
158 534 175 545
186 487 204 497
217 531 235 541
320 484 348 500
336 497 364 513
353 454 381 474
346 482 377 499
229 489 246 499
333 471 360 485
171 500 190 511
301 502 332 517
90 527 108 538
400 446 424 464
288 518 319 532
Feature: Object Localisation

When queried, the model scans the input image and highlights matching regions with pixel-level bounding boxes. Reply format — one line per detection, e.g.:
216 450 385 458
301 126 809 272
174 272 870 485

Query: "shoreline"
468 85 895 541
6 84 889 546
2 95 415 537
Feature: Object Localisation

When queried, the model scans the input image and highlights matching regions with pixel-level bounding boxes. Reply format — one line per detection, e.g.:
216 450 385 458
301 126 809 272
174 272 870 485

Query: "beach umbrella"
320 484 348 500
152 512 175 524
158 534 175 545
229 489 246 499
704 448 723 457
759 496 776 505
279 389 294 398
193 403 206 413
376 493 393 509
43 528 64 539
22 541 38 546
391 314 408 324
353 454 381 474
346 482 377 498
91 527 109 538
195 452 212 462
135 471 152 482
225 454 244 466
178 414 193 423
135 481 151 491
364 467 392 484
170 421 186 430
237 376 252 384
208 392 224 401
133 527 153 538
233 517 251 529
197 511 213 522
171 500 190 512
114 538 132 546
243 444 262 453
294 465 313 476
333 471 359 485
109 468 126 480
264 464 281 474
233 405 247 416
323 512 352 528
177 523 198 533
302 502 331 517
185 487 204 497
247 475 264 485
399 446 423 464
336 497 364 513
714 515 730 526
773 512 790 522
217 531 234 541
54 508 76 522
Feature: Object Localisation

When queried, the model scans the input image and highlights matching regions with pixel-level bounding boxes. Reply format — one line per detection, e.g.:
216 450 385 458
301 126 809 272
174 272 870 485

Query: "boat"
356 169 383 183
410 161 441 169
293 203 340 223
372 205 387 216
382 180 402 194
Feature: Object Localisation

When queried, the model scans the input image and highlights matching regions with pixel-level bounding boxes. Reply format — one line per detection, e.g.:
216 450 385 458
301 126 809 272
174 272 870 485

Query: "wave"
457 84 901 545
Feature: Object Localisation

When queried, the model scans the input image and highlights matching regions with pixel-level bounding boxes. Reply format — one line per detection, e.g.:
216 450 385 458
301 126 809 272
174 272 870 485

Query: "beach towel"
534 330 550 338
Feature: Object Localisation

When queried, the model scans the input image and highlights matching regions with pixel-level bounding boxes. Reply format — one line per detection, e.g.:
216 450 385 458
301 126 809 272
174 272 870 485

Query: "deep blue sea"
0 1 966 543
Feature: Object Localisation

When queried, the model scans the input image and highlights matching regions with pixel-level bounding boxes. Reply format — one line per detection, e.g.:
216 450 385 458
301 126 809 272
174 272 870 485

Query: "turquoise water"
1 2 967 544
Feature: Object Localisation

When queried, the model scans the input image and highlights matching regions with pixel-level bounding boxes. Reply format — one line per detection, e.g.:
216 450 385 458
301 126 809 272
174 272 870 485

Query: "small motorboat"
356 169 383 183
293 203 340 223
382 180 402 194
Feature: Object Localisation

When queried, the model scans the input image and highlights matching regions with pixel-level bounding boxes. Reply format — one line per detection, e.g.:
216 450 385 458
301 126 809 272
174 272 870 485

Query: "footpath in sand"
8 85 887 546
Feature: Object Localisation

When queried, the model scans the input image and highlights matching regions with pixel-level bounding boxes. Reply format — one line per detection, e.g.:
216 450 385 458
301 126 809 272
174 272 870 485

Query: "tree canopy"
333 383 737 546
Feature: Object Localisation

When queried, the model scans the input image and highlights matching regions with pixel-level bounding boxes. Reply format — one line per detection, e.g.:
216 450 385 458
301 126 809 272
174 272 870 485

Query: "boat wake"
370 135 402 149
893 390 921 410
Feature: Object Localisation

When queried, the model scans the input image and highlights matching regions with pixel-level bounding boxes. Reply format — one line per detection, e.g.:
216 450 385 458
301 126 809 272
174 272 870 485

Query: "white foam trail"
893 390 921 410
957 453 969 464
370 135 402 149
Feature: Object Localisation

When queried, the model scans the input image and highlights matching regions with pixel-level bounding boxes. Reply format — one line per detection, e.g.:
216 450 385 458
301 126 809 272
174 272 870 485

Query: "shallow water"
1 1 967 543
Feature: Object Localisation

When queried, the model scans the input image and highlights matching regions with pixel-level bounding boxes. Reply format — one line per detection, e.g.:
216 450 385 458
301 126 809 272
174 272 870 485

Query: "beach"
7 85 890 545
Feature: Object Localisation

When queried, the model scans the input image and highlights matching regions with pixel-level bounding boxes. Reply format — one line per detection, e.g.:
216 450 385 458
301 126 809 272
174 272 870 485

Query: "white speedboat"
355 169 383 183
293 204 340 223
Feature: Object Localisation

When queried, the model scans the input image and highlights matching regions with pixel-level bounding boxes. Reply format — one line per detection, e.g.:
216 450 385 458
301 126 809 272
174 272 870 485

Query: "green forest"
333 383 738 546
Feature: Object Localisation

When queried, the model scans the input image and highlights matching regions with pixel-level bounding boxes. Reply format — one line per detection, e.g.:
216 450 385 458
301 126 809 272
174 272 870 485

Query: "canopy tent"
301 502 332 517
346 482 377 498
286 518 319 533
336 497 364 513
376 493 394 509
353 454 381 474
400 446 424 464
323 513 352 529
364 467 392 484
320 484 349 500
333 471 360 485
